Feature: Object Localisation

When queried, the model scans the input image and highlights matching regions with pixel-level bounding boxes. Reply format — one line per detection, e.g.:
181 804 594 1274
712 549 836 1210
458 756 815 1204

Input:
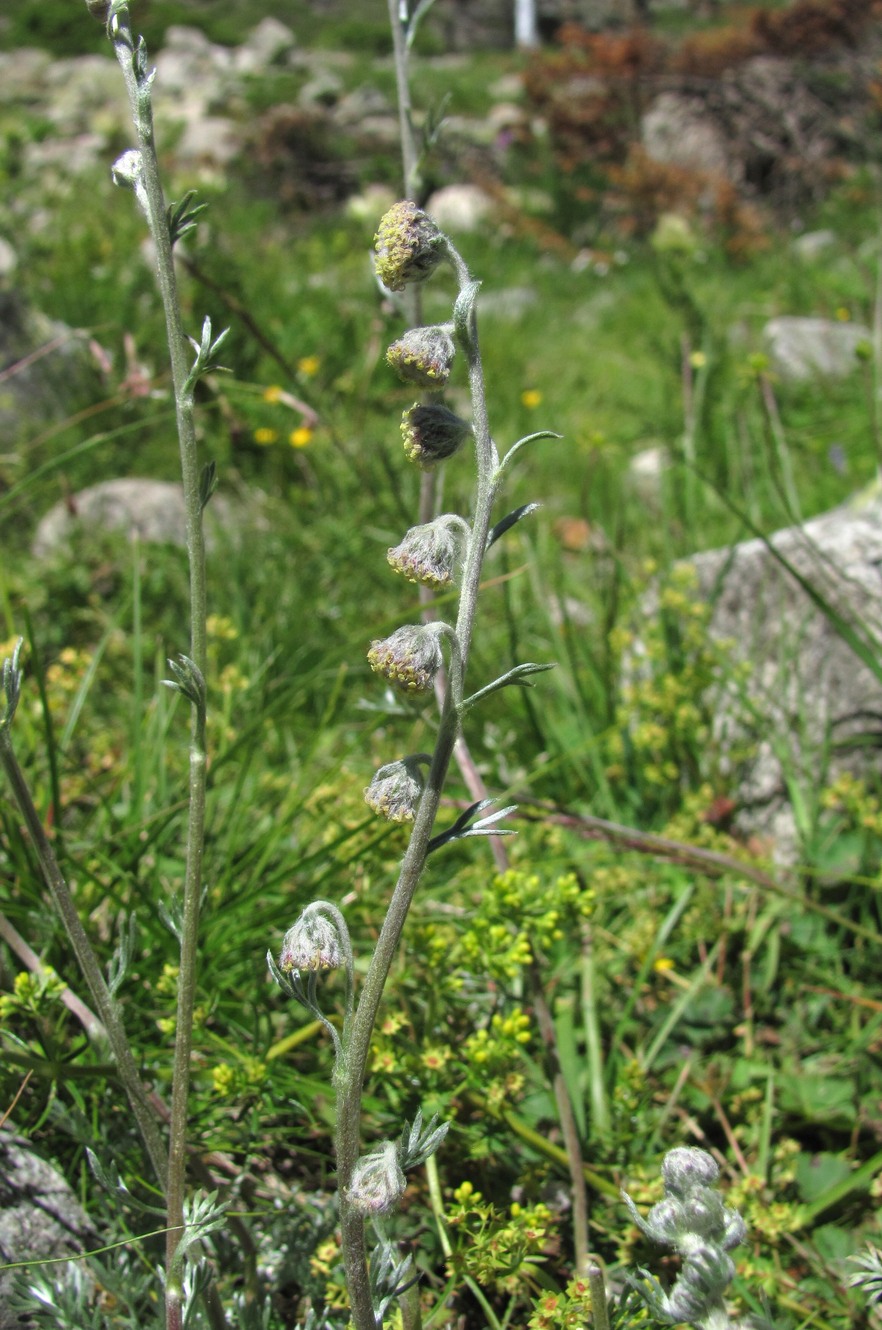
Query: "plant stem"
530 967 590 1275
0 731 168 1188
587 1265 610 1330
387 0 420 202
335 264 499 1330
110 13 210 1325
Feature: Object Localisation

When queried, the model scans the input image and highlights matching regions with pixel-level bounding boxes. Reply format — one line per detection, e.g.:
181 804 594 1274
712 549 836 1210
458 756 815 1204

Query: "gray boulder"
0 292 99 446
32 478 236 558
232 18 297 74
763 316 870 382
0 1129 95 1329
641 92 734 181
686 488 882 861
425 184 496 232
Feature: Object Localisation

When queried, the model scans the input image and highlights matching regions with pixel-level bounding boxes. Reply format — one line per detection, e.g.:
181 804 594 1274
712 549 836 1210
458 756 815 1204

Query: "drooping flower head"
387 516 464 589
364 758 426 823
387 326 455 388
400 403 471 469
279 909 341 973
374 201 446 292
367 624 444 695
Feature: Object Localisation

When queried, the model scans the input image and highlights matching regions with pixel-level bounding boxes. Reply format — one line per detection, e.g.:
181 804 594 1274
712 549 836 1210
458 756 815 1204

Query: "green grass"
3 10 882 1329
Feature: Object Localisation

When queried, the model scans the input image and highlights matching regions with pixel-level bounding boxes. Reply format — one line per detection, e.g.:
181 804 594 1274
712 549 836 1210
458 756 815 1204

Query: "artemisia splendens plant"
267 200 556 1328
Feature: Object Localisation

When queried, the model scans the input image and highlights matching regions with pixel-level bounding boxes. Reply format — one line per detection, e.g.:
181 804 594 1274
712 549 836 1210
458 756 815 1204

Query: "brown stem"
530 963 590 1274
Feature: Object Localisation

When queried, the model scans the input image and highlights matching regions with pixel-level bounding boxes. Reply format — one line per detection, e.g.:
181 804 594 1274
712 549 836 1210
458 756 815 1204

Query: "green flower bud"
365 758 425 823
374 200 445 292
367 624 444 695
279 909 341 973
387 516 464 588
348 1141 406 1215
400 403 471 469
387 326 455 388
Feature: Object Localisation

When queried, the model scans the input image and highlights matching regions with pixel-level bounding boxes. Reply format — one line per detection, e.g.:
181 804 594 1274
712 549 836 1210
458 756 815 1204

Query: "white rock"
425 184 495 233
687 485 882 861
764 315 870 381
233 18 297 73
641 92 733 180
0 237 16 276
791 229 837 260
174 115 242 168
628 446 670 503
32 479 236 558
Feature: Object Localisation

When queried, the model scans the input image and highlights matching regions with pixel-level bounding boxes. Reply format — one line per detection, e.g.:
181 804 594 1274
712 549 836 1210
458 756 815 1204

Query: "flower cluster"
447 1184 556 1296
386 326 456 388
387 516 465 588
374 200 446 292
623 1147 747 1328
400 403 471 469
364 758 425 822
367 624 444 695
348 1141 406 1215
279 909 342 973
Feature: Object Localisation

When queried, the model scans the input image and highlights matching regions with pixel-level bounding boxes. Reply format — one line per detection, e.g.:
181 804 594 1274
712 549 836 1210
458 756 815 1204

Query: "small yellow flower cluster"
255 369 319 447
606 564 741 799
421 1044 453 1073
156 962 179 995
217 663 250 696
309 1237 341 1279
0 967 65 1021
461 921 531 981
528 1276 593 1330
463 1007 531 1069
370 1007 409 1075
206 614 238 641
212 1064 236 1095
447 1191 555 1295
42 646 94 721
211 1058 267 1098
821 770 882 836
308 1237 349 1312
457 869 592 986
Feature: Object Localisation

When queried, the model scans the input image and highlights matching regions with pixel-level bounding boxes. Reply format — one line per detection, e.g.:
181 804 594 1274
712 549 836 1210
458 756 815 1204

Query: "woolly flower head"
374 200 445 292
387 516 464 589
348 1141 406 1215
367 624 444 695
364 758 425 823
387 326 455 388
278 910 341 973
622 1145 748 1329
400 403 471 469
